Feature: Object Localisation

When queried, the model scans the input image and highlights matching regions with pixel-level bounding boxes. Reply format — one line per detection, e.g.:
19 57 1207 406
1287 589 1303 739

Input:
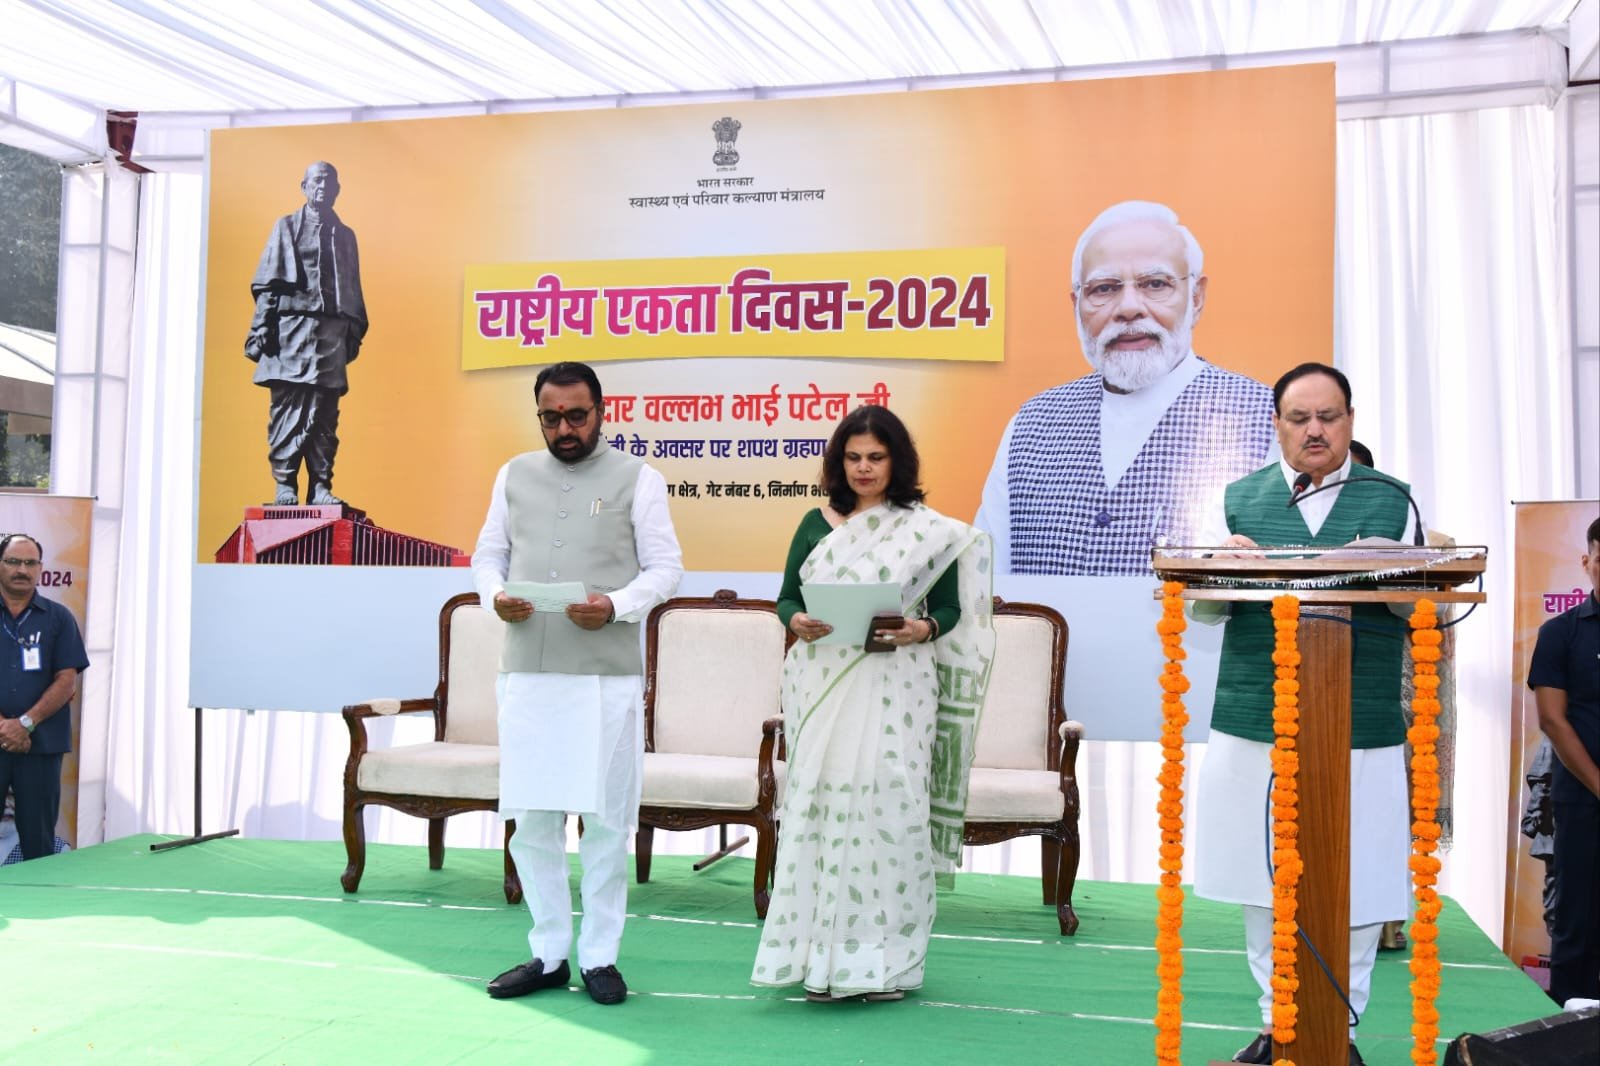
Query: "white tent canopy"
1 0 1594 162
1 1 1596 948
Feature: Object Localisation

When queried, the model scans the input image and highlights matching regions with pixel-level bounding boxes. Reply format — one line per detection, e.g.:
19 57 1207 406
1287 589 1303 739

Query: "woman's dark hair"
820 405 925 514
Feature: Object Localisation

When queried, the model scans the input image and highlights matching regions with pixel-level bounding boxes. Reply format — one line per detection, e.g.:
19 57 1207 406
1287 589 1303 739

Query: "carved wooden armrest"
1057 719 1085 820
341 697 440 769
343 697 437 721
762 714 786 761
757 714 786 807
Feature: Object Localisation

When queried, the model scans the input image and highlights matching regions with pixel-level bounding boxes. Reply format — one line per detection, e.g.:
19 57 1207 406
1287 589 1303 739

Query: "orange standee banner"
1503 499 1598 973
199 65 1334 570
0 493 92 853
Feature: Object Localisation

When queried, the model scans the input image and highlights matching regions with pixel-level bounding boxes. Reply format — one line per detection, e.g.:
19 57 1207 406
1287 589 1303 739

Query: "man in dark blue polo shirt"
0 533 90 861
1528 515 1600 1007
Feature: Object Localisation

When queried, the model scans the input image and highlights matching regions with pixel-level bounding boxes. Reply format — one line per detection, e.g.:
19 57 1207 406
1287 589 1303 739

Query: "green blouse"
775 507 962 637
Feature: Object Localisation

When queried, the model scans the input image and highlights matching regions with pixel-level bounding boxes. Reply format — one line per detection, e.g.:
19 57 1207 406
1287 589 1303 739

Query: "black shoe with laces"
581 964 628 1005
1231 1031 1273 1064
486 958 570 999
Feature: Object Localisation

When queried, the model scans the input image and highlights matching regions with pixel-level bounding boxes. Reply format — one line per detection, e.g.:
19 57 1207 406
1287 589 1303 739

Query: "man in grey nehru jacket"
473 361 683 1006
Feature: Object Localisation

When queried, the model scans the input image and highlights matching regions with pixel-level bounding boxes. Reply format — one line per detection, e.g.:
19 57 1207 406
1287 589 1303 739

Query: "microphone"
1287 471 1313 504
1286 473 1425 546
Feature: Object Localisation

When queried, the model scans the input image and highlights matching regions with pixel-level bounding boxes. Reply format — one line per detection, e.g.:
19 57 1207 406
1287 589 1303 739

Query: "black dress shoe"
1349 1043 1366 1065
1232 1031 1273 1064
581 964 628 1005
487 958 570 999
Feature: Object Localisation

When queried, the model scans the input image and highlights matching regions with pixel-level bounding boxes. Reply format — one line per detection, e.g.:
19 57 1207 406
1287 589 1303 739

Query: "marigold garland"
1268 595 1303 1065
1154 581 1190 1066
1407 599 1443 1066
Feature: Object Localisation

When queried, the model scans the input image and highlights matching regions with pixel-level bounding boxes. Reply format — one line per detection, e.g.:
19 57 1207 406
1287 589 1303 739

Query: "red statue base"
214 503 470 566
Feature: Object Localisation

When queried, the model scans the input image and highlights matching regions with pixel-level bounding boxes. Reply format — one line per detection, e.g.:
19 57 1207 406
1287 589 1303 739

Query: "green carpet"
0 836 1555 1064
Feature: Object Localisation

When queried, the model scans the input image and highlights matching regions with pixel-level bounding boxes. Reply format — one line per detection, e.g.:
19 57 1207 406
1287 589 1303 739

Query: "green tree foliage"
0 143 62 332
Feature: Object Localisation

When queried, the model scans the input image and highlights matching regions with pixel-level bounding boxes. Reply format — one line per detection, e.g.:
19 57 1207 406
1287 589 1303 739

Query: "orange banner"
199 64 1334 568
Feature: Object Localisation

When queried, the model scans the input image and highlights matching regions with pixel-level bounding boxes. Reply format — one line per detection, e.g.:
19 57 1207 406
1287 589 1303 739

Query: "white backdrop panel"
189 565 1217 741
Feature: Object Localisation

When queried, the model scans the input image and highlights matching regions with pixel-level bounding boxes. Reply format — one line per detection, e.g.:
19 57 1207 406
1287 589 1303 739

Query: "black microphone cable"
1285 474 1426 546
1261 742 1363 1031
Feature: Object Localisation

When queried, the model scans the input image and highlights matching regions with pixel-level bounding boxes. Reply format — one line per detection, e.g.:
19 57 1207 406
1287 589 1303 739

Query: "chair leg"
427 817 446 870
340 800 366 893
635 824 655 884
753 817 776 920
1056 829 1081 937
502 820 523 905
1040 836 1060 905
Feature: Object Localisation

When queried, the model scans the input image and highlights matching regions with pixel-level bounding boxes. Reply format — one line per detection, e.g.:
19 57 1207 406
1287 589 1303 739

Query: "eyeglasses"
1077 272 1194 311
537 406 597 430
1 558 41 569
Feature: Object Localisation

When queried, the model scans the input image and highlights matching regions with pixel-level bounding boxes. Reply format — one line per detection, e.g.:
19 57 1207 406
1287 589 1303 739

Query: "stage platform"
0 836 1558 1064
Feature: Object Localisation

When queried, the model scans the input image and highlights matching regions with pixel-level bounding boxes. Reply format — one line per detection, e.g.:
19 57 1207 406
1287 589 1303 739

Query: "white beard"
1079 306 1194 391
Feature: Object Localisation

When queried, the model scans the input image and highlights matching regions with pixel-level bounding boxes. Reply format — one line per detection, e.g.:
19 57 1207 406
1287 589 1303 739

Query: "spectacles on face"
1 558 41 569
537 406 596 430
1280 409 1348 430
1076 272 1194 311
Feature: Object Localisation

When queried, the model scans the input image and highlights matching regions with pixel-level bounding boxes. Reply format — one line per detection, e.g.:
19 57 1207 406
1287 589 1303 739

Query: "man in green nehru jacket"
1192 362 1418 1066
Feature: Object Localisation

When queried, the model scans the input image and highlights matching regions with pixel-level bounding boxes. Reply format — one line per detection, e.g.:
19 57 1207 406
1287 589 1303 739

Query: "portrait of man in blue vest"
976 200 1275 575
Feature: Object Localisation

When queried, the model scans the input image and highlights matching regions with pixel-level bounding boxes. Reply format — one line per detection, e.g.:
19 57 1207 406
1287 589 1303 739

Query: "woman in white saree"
750 406 994 1002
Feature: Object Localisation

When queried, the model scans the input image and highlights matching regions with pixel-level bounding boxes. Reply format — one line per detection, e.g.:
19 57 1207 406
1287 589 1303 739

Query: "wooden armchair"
341 591 522 903
637 589 788 918
963 597 1083 935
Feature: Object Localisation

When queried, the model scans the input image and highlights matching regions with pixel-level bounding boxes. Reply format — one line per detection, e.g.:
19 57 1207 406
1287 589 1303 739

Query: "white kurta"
472 458 682 819
1194 733 1410 925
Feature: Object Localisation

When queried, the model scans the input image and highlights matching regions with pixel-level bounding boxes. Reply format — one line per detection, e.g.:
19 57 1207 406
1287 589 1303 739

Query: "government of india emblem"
712 116 741 166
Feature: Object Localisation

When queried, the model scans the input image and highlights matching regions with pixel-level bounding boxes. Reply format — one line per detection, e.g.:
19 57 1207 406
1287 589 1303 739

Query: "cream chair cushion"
972 613 1055 771
357 741 500 800
642 753 788 809
964 767 1065 822
651 608 786 757
443 604 505 746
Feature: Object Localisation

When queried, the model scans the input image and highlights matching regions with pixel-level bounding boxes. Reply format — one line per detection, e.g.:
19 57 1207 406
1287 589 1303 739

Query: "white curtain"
97 170 202 842
77 103 1568 938
51 161 139 845
1334 104 1569 932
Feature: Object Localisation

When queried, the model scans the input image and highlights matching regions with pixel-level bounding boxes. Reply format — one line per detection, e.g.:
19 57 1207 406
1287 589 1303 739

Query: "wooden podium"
1153 545 1485 1066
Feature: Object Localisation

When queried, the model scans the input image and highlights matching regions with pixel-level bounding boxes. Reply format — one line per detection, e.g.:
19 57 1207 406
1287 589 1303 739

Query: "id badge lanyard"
1 608 40 671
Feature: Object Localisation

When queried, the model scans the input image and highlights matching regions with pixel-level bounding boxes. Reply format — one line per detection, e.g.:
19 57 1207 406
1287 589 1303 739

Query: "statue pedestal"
215 502 470 566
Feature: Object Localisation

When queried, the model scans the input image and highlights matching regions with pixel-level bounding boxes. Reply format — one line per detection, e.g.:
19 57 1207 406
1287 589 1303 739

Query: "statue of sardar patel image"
245 161 369 506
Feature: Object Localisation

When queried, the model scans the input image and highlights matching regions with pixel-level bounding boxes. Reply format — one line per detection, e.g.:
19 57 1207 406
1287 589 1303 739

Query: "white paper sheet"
800 581 902 645
503 580 589 612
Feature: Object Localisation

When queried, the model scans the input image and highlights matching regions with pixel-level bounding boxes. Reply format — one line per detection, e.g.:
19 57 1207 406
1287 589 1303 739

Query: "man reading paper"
472 361 682 1006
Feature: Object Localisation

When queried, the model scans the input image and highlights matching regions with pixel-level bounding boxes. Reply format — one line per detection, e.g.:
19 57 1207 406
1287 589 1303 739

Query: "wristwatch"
18 714 35 733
